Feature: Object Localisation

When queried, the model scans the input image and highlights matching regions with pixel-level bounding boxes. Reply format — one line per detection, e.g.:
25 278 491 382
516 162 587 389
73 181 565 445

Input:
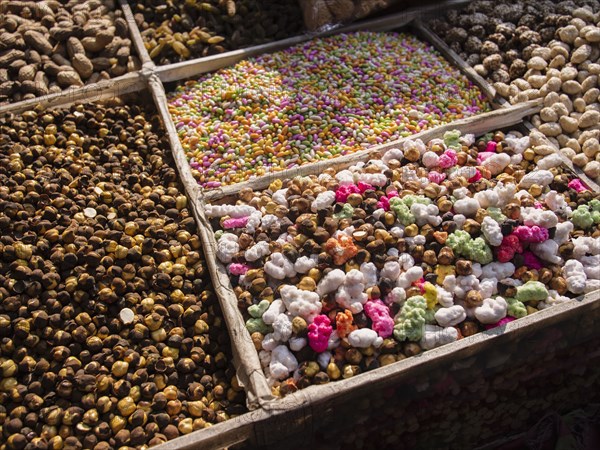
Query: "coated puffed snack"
209 129 600 396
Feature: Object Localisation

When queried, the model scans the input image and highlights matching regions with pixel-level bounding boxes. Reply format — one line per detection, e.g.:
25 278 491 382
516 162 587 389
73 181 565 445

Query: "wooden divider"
145 74 275 410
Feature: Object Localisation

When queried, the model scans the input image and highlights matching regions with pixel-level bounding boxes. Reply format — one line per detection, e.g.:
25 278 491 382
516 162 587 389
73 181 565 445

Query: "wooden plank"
155 0 472 83
204 99 543 204
118 0 154 67
0 72 146 117
146 74 275 409
414 19 497 101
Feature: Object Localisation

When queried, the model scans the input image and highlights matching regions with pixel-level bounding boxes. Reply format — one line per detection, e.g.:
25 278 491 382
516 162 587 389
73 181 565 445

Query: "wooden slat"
118 0 154 67
205 99 543 204
0 72 146 117
155 0 472 83
146 74 275 409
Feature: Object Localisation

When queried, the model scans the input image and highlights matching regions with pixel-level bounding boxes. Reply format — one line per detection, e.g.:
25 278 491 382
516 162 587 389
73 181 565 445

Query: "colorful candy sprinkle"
169 32 490 188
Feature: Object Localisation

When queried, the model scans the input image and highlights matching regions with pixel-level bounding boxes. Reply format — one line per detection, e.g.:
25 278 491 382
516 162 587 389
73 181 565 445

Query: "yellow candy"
423 282 438 309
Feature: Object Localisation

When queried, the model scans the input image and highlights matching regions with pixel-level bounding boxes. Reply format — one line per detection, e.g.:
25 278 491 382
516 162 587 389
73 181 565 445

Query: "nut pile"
169 32 489 188
208 129 600 396
0 0 140 104
132 0 304 65
430 1 600 180
0 101 246 448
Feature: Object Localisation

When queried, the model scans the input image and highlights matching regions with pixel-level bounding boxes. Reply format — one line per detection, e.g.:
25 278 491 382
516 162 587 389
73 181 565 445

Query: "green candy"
571 205 594 229
446 230 493 265
443 129 461 149
248 300 270 319
393 295 427 342
506 297 527 319
245 318 271 334
333 203 354 220
516 281 549 302
487 207 506 222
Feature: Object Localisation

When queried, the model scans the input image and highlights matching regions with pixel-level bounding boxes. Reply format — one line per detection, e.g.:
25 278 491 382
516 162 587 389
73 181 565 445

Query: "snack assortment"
431 1 600 180
210 129 600 395
168 32 490 188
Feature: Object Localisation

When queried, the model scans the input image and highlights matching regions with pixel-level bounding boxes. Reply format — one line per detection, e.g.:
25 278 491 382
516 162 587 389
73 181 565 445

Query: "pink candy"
308 315 333 353
568 179 588 193
512 225 549 243
377 196 390 211
364 300 394 338
485 141 497 153
468 169 482 183
522 251 543 270
357 182 373 193
222 216 249 229
476 152 495 165
228 263 249 276
484 316 515 330
496 235 523 263
335 185 360 203
438 149 458 169
376 190 398 211
428 171 446 184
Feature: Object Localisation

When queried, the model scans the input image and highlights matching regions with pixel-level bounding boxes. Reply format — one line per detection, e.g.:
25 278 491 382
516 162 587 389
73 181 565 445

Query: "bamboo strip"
146 74 274 409
155 0 472 83
204 99 543 204
0 72 146 117
118 0 154 67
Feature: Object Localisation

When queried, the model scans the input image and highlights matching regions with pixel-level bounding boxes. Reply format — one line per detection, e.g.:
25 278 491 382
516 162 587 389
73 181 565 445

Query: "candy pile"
133 0 304 65
430 1 600 180
209 129 600 395
0 101 246 449
168 32 490 188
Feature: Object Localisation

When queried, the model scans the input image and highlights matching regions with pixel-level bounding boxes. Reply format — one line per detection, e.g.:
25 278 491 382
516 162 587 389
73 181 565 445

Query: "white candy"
205 204 256 218
264 253 296 280
271 188 288 207
263 300 286 325
316 269 346 297
272 314 292 342
245 241 270 262
280 285 322 323
348 329 383 348
435 305 466 327
360 262 378 288
311 191 336 212
412 203 442 226
482 216 503 246
216 233 239 263
335 269 368 314
519 170 554 188
563 259 587 294
482 153 511 175
482 262 515 280
474 297 507 324
420 325 458 350
269 346 298 380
